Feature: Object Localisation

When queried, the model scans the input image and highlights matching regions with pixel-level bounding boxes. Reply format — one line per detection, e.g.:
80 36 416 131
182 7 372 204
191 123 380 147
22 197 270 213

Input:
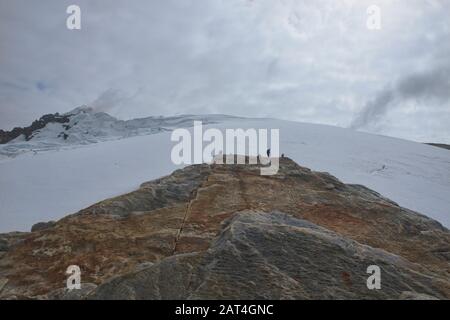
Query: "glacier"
0 112 449 232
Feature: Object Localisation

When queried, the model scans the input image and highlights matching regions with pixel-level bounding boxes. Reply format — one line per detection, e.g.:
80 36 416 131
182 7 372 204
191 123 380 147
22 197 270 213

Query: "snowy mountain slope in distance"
0 106 241 159
0 116 449 232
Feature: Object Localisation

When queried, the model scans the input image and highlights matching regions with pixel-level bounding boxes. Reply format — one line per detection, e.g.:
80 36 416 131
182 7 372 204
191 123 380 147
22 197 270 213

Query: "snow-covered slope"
1 115 449 232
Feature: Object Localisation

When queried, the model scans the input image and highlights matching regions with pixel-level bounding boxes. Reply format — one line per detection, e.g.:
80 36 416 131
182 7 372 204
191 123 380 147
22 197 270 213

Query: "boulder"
31 221 56 232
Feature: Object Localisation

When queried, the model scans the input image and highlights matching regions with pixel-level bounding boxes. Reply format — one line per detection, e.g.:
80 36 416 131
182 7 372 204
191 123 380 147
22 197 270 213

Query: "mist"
91 89 139 114
351 64 450 130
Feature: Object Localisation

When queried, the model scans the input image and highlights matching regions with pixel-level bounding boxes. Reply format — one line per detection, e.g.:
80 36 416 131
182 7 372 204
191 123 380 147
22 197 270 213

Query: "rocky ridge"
0 113 70 144
0 157 449 299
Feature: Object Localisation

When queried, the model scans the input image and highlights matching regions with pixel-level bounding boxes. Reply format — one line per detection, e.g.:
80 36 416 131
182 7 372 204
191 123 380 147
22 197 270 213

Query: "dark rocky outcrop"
0 113 70 144
0 239 8 252
426 143 450 151
0 157 448 299
31 221 56 232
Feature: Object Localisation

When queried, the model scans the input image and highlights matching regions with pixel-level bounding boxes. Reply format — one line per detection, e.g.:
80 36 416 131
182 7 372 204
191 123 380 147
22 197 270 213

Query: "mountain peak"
0 109 240 157
64 105 95 116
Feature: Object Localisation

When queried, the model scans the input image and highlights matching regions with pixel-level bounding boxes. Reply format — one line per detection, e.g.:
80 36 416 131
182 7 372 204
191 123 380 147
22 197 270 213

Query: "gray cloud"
398 66 450 102
1 0 449 142
351 64 450 129
350 90 394 130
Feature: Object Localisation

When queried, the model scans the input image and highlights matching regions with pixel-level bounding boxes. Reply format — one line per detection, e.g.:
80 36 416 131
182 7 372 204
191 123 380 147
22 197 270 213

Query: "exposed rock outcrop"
45 283 97 300
91 212 447 300
0 113 70 144
0 157 448 299
426 143 450 151
31 221 56 233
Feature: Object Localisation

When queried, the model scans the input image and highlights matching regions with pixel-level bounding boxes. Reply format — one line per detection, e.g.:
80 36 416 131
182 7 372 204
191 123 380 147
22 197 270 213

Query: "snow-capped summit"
0 107 241 158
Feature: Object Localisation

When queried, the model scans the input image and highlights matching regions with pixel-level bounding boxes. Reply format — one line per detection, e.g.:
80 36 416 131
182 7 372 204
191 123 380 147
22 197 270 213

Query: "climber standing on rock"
267 148 271 158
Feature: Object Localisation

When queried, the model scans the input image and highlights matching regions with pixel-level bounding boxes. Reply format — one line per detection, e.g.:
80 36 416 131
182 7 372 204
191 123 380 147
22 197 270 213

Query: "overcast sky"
0 0 449 143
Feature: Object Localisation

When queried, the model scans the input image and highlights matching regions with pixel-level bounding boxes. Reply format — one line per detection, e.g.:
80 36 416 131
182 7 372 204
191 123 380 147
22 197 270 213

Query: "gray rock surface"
90 211 448 300
77 163 211 217
45 283 97 300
